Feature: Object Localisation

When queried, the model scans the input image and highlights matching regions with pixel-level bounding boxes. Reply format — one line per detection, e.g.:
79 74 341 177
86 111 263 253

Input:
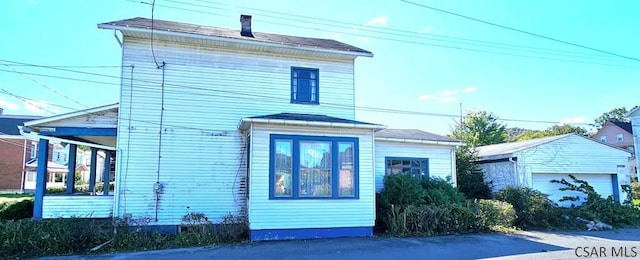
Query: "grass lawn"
0 194 34 203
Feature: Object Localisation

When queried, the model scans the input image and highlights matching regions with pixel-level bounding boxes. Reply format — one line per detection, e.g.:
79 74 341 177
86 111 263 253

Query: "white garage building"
475 134 631 205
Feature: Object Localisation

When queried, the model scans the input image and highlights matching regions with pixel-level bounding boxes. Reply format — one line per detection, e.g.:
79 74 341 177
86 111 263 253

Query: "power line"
139 1 638 67
0 58 594 127
0 61 87 109
400 0 640 62
0 88 58 114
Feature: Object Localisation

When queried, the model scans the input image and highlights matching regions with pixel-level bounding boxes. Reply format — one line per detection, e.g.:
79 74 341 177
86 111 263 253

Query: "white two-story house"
24 15 462 241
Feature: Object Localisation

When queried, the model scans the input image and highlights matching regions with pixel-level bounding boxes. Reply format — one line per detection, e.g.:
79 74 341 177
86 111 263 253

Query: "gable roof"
375 129 462 145
24 103 118 128
610 121 633 134
475 134 571 158
626 106 639 118
98 17 373 57
0 115 42 135
238 113 384 130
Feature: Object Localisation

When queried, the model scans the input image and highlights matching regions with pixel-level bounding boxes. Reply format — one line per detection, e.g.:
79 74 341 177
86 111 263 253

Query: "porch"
22 104 118 219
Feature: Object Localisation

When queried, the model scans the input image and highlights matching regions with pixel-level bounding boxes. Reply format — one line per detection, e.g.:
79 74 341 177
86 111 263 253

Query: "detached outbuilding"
475 134 631 205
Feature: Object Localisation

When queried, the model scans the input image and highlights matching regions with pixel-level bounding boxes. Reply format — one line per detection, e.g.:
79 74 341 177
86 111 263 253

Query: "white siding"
42 196 113 218
248 124 375 230
43 109 118 128
374 141 455 192
478 161 516 193
115 36 358 225
631 116 640 180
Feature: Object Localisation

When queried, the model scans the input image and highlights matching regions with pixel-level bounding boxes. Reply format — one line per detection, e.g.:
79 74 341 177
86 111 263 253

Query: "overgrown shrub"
0 199 34 220
495 186 564 229
631 181 640 200
455 146 492 199
0 213 248 259
386 202 481 236
421 177 467 206
477 199 516 229
553 175 640 227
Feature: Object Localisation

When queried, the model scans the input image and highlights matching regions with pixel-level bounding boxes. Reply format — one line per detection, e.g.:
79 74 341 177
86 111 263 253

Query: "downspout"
509 157 518 186
451 147 457 186
20 138 27 193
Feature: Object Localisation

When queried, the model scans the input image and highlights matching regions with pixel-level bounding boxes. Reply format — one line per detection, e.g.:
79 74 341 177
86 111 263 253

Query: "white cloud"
358 36 370 42
24 99 58 114
440 97 458 103
418 27 432 34
559 117 586 124
439 89 459 96
366 16 388 27
0 96 20 110
462 86 477 93
418 94 436 101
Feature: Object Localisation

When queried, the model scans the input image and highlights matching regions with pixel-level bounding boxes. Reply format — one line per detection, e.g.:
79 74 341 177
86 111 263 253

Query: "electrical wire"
400 0 640 62
0 59 596 126
0 88 59 114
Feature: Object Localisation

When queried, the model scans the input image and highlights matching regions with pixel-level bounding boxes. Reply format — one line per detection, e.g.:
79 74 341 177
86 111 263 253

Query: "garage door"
532 173 615 206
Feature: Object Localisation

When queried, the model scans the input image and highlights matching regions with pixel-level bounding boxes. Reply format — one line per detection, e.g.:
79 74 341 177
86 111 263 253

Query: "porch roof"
238 113 385 131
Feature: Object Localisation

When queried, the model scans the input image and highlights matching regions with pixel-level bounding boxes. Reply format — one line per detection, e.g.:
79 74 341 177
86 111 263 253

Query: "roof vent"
240 15 253 37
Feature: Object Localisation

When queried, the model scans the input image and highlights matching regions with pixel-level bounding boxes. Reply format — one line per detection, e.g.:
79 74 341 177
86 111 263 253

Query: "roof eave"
24 103 119 127
238 118 385 131
375 137 463 146
98 24 374 58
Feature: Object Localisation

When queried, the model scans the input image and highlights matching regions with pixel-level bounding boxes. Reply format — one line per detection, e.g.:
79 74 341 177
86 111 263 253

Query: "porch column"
102 151 111 196
33 139 50 220
89 148 97 193
66 144 77 194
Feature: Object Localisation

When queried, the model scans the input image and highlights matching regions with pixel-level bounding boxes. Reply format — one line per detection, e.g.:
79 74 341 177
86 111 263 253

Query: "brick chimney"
240 15 253 37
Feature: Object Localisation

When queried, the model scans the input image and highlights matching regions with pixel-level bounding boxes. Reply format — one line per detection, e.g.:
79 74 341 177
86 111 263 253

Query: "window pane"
339 142 354 197
274 140 292 197
300 141 332 197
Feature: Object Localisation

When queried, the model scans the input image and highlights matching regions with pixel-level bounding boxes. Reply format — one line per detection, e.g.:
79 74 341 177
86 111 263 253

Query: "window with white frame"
600 136 607 143
30 142 37 159
271 134 358 199
385 157 429 180
617 133 623 142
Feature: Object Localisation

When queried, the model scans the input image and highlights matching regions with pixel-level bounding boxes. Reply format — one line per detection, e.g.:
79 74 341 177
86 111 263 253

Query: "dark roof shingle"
0 115 42 135
376 129 460 143
611 121 632 134
99 17 372 56
249 113 377 125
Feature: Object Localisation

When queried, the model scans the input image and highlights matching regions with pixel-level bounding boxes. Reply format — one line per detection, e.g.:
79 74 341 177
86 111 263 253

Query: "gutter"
238 118 386 131
375 137 463 146
98 24 374 58
20 128 116 151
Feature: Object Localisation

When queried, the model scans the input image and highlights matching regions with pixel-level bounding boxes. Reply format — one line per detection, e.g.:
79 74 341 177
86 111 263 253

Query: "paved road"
39 229 640 260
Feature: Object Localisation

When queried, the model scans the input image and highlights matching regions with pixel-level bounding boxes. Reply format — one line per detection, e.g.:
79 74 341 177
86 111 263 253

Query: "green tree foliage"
451 111 507 147
514 124 588 141
593 107 629 130
455 146 491 199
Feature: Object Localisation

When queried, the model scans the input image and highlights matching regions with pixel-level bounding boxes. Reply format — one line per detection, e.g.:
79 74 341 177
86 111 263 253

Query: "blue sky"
1 0 639 135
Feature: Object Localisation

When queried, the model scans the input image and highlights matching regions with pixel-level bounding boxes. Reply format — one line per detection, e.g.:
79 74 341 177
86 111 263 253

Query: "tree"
514 124 588 141
593 107 629 130
455 146 491 199
451 111 507 147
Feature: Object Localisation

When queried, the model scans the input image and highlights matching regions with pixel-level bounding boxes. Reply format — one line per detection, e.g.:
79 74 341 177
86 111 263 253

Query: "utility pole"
459 102 463 127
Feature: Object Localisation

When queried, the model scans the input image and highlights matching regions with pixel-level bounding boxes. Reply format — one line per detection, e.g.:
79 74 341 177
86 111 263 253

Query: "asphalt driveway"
39 229 640 260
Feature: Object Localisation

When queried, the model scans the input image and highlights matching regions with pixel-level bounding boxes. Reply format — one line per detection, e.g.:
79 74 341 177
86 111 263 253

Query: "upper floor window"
271 134 358 199
600 136 607 143
30 142 37 159
385 157 429 181
617 133 623 142
291 67 319 104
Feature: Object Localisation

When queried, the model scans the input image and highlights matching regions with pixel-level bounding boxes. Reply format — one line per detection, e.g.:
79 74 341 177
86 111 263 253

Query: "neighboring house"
23 16 460 241
475 134 630 206
592 120 635 179
0 111 41 193
626 106 640 180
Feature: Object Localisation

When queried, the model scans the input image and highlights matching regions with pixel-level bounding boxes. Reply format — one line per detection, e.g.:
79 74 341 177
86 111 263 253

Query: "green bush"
379 175 425 208
495 186 564 229
0 200 33 220
455 146 492 200
631 182 640 200
421 177 467 206
477 199 516 229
